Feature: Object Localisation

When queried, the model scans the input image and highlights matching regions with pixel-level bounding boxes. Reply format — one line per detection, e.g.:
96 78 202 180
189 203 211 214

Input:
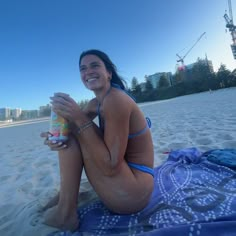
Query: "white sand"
0 88 236 236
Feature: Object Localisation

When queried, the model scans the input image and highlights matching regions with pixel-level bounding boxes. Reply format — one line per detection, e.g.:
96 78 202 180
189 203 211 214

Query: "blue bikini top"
97 83 151 139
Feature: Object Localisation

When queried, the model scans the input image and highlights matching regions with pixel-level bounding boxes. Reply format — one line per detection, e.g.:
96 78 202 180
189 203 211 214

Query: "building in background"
185 58 214 73
0 104 52 121
0 107 11 121
20 110 39 119
11 108 22 120
145 72 173 89
39 104 51 117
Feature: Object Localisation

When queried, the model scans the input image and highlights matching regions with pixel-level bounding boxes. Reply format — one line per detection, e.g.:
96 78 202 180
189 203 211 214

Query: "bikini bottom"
127 162 154 177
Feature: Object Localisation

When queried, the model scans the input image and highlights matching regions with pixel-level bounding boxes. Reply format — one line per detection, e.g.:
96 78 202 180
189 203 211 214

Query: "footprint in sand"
168 142 186 150
222 141 236 149
18 166 27 173
0 204 25 230
195 137 212 146
0 175 12 182
18 182 33 193
189 130 197 139
34 159 49 167
30 211 43 226
215 133 234 141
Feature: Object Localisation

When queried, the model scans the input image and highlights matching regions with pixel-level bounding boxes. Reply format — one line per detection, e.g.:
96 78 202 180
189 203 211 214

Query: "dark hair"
79 49 126 90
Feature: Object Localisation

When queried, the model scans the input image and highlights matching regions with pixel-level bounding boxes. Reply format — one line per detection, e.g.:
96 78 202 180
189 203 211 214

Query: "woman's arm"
82 98 98 121
50 92 131 176
75 94 131 176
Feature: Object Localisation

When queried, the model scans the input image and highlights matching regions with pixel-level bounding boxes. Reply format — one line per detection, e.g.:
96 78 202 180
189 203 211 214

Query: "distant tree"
216 64 231 88
192 58 209 79
78 99 89 110
230 68 236 86
190 58 214 91
143 78 155 101
129 77 142 102
145 78 154 91
158 74 169 88
174 70 184 83
131 77 139 91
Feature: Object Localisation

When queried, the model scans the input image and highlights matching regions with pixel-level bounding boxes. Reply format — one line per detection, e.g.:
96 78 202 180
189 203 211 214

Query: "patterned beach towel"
49 148 236 236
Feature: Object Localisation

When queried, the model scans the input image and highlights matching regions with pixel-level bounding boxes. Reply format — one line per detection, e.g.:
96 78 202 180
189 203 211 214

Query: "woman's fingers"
49 141 67 151
51 93 77 107
50 144 67 151
40 132 50 138
41 131 68 150
46 140 68 150
50 97 70 107
54 92 70 97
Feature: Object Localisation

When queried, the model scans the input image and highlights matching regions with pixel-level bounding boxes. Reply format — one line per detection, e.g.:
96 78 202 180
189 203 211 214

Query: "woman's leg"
44 136 83 231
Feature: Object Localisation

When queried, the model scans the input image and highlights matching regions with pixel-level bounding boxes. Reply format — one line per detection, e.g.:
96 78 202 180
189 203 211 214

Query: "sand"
0 87 235 236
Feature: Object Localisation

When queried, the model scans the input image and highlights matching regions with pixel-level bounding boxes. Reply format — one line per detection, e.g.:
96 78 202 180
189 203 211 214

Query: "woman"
41 49 154 231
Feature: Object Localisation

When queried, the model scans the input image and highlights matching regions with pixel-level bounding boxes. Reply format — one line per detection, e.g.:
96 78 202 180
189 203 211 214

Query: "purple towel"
49 148 236 236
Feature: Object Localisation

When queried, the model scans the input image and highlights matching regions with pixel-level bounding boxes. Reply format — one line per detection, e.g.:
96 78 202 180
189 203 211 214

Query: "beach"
0 87 236 236
0 117 50 128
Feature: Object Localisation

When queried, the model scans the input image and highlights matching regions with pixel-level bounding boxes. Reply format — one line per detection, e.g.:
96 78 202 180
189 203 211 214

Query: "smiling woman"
40 49 154 232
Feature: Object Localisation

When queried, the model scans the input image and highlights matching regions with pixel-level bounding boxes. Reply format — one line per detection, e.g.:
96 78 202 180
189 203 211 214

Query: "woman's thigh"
82 158 154 213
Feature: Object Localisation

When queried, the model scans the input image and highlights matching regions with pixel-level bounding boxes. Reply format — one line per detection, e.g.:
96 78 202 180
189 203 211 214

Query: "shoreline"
1 88 235 128
0 117 50 128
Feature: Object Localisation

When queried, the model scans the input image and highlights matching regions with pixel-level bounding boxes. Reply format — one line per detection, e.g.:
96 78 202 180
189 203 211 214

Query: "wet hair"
79 49 126 90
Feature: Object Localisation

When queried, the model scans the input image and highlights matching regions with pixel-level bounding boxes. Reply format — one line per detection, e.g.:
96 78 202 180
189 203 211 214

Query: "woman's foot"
41 193 60 212
44 205 79 231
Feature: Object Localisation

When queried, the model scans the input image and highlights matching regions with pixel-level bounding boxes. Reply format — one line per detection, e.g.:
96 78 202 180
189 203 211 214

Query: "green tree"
217 64 231 88
230 68 236 86
158 74 169 88
174 69 185 83
78 99 89 110
145 78 154 91
190 58 214 92
143 78 155 101
130 77 142 102
131 77 139 91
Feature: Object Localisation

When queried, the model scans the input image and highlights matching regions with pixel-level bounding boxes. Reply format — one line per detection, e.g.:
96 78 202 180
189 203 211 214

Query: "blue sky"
0 0 235 110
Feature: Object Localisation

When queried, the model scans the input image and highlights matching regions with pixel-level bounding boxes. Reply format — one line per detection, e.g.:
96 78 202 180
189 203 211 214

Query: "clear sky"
0 0 235 110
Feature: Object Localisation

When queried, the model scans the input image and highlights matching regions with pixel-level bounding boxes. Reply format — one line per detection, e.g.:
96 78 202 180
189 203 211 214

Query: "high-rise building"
0 107 11 120
11 108 22 119
20 110 39 119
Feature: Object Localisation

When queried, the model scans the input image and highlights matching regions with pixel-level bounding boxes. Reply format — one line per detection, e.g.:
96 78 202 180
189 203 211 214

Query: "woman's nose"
85 66 94 75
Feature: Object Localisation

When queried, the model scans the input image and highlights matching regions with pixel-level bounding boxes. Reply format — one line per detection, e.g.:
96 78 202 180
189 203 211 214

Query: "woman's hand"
50 93 82 122
40 132 68 151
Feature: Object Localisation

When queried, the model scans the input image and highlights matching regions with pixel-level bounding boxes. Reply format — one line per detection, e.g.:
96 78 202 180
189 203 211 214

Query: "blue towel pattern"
49 148 236 236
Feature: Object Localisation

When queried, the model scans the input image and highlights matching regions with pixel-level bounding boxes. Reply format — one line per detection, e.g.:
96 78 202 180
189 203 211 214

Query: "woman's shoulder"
102 88 138 119
105 88 136 108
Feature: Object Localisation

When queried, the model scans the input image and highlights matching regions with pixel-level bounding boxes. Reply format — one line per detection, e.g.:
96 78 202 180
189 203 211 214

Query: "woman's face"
79 54 111 91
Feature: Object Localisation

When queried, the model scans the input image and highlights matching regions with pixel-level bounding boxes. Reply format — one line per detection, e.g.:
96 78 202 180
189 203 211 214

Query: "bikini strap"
97 86 113 129
128 117 151 139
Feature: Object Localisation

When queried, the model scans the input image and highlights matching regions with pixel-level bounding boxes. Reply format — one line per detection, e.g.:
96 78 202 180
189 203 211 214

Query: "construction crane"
224 0 236 59
176 32 206 71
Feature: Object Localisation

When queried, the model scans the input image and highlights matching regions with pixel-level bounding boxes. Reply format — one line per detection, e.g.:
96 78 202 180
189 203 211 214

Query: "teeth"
87 78 97 82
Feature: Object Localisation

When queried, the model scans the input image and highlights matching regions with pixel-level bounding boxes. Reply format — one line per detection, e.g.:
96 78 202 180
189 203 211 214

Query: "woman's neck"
94 83 112 104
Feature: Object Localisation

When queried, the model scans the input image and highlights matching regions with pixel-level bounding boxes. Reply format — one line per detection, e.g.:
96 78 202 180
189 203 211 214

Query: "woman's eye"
91 64 99 68
80 67 86 72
